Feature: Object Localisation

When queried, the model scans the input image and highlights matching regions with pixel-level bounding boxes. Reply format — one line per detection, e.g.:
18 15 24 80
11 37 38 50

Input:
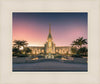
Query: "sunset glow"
13 13 87 46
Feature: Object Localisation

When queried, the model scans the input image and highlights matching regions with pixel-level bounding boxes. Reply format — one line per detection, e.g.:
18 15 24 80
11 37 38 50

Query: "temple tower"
45 24 55 54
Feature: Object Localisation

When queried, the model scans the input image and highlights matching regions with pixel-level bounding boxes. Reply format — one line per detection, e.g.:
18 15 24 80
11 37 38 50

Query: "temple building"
44 24 56 54
29 24 71 55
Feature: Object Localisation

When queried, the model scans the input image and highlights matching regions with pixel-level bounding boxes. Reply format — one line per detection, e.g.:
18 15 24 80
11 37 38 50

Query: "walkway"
13 61 87 71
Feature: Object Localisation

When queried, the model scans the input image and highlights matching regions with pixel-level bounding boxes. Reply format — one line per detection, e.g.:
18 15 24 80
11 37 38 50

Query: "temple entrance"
45 53 54 59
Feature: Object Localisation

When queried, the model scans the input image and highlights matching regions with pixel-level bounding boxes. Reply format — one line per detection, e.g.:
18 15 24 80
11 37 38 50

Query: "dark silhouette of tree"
21 40 28 48
13 40 28 50
77 47 88 55
24 47 32 55
13 47 20 55
13 40 22 50
71 47 78 55
71 37 87 48
13 40 29 56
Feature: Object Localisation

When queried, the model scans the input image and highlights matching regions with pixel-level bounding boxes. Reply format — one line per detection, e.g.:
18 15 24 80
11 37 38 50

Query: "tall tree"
13 47 20 55
71 37 87 48
13 40 28 50
13 40 30 57
24 47 32 55
21 40 28 48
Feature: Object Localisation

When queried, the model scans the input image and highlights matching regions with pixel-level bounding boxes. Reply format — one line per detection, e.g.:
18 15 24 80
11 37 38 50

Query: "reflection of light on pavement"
61 58 67 60
61 57 74 60
32 58 38 60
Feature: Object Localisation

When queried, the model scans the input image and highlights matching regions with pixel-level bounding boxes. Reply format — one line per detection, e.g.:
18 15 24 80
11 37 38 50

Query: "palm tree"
13 40 28 55
24 47 32 55
13 47 20 55
71 37 87 48
13 40 28 50
13 40 22 50
21 40 28 48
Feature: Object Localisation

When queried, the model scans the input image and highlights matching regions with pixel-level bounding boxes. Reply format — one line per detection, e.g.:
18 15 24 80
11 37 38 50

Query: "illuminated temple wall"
55 47 71 54
29 46 44 54
29 46 71 55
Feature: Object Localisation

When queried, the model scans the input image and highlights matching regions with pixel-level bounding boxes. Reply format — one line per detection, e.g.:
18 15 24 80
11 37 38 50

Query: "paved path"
13 61 87 71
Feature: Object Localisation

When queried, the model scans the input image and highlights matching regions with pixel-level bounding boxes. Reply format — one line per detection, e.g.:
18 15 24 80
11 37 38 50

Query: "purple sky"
13 13 88 46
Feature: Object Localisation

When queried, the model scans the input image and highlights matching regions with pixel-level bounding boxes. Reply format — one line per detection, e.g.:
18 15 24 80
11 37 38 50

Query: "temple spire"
48 24 52 40
49 24 51 34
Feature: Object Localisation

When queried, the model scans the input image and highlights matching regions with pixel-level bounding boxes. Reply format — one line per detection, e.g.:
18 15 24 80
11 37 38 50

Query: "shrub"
71 47 78 55
17 54 28 57
54 55 62 59
77 47 88 55
71 54 82 58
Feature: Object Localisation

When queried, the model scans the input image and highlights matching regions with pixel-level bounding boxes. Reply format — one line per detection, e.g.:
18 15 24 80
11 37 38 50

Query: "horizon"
13 12 88 46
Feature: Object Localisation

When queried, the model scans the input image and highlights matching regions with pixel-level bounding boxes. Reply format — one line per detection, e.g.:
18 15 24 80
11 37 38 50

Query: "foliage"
71 54 82 58
13 40 28 50
66 51 69 55
24 47 32 55
13 47 19 53
17 54 28 57
37 55 45 58
13 40 31 56
54 55 62 59
71 37 87 48
71 47 78 55
71 47 88 57
71 37 88 57
77 47 88 55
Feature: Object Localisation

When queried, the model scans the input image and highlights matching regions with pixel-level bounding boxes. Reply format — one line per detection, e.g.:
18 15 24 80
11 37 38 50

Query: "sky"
13 12 88 46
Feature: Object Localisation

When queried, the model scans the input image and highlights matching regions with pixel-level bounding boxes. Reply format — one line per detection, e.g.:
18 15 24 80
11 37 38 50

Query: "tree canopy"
71 37 87 48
